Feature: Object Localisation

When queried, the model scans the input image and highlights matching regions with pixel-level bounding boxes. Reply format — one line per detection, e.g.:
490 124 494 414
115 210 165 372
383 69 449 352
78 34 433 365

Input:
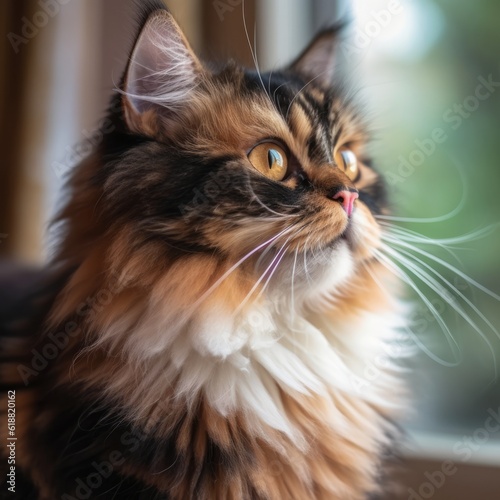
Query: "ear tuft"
123 11 202 135
290 24 345 87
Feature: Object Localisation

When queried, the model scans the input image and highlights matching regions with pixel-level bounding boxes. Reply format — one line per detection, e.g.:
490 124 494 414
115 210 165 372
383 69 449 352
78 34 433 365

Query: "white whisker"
246 184 299 219
193 226 295 310
380 223 466 269
285 71 330 123
377 155 469 224
403 326 460 367
373 249 461 362
388 244 500 342
255 244 290 302
302 236 314 286
380 221 500 247
290 248 299 320
381 236 500 301
234 238 293 316
381 244 498 377
241 0 271 104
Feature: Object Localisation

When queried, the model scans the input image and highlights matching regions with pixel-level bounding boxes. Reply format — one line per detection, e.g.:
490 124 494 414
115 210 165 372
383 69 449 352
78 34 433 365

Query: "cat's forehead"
233 66 345 120
176 64 365 161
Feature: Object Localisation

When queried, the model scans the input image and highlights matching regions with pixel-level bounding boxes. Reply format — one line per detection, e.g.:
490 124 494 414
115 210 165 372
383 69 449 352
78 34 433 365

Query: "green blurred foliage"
375 0 500 431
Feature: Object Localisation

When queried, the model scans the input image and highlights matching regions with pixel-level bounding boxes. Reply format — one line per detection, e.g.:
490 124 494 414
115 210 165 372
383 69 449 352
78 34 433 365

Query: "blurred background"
1 0 499 498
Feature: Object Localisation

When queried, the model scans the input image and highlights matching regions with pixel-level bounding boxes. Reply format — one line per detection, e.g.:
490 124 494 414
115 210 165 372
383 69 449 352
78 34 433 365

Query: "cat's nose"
331 189 359 217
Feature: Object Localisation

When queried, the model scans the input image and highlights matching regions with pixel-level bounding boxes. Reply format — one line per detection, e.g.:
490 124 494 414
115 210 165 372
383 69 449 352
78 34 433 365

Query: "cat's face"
101 11 387 299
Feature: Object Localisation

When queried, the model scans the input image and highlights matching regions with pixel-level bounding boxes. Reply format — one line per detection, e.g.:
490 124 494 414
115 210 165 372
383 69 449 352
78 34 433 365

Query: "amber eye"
248 142 288 181
335 148 360 182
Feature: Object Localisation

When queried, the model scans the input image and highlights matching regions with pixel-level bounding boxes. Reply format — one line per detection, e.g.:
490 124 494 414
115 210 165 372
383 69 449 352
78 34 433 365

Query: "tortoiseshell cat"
0 2 405 499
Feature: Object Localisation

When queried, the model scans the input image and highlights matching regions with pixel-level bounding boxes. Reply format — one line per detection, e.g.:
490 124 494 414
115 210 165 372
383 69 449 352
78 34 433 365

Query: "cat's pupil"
268 149 283 170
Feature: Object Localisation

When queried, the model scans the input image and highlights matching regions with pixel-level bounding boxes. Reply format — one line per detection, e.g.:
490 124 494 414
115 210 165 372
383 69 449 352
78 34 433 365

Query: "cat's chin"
286 207 381 297
312 202 382 266
252 206 381 300
257 238 355 305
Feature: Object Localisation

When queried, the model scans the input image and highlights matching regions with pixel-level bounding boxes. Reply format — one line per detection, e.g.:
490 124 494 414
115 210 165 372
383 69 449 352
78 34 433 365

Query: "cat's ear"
290 27 342 87
122 10 203 135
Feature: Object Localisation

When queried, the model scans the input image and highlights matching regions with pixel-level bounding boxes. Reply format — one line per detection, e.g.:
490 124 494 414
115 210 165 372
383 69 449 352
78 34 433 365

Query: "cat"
0 1 405 499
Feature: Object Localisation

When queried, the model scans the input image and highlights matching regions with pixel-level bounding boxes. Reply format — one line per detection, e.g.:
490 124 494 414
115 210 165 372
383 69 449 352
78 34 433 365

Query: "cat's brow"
294 99 336 164
291 87 339 163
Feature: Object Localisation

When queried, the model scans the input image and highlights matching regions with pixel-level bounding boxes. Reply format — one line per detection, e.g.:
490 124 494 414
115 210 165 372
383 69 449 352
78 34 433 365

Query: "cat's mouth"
308 225 352 257
325 227 352 250
340 204 382 262
323 210 356 247
319 205 380 263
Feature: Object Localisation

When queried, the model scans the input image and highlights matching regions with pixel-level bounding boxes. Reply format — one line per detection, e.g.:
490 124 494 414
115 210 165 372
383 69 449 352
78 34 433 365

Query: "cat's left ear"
122 10 203 135
289 27 341 87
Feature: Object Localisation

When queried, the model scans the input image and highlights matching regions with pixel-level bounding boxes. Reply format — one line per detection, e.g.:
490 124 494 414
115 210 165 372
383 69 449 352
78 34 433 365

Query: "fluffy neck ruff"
45 223 405 499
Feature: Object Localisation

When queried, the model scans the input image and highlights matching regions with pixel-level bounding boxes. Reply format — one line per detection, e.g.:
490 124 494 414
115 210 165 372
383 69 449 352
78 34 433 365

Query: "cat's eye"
335 148 359 182
248 143 288 181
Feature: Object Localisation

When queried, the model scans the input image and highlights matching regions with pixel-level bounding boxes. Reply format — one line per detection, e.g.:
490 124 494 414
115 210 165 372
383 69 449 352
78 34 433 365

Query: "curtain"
0 0 46 261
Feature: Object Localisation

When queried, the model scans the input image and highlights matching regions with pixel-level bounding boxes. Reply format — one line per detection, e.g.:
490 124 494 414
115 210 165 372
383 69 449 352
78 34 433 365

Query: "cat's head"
74 8 388 306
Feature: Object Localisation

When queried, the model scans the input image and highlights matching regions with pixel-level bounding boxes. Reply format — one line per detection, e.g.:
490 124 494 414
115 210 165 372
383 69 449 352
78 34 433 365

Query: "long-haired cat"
0 2 405 499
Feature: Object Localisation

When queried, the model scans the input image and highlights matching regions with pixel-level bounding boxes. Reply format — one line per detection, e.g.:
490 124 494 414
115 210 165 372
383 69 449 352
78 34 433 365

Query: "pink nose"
333 190 359 217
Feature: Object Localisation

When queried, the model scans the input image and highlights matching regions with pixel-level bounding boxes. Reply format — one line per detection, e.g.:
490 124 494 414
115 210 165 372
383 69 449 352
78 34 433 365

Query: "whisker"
302 236 314 286
388 244 500 342
380 222 500 247
285 71 330 123
290 248 299 321
255 244 290 302
246 185 299 219
362 263 420 361
381 244 498 378
273 81 289 104
241 0 271 104
373 248 461 363
134 226 300 344
234 238 293 316
255 218 316 270
377 155 469 224
381 223 468 278
380 223 466 270
402 325 460 368
267 64 276 98
191 225 295 314
381 236 500 301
